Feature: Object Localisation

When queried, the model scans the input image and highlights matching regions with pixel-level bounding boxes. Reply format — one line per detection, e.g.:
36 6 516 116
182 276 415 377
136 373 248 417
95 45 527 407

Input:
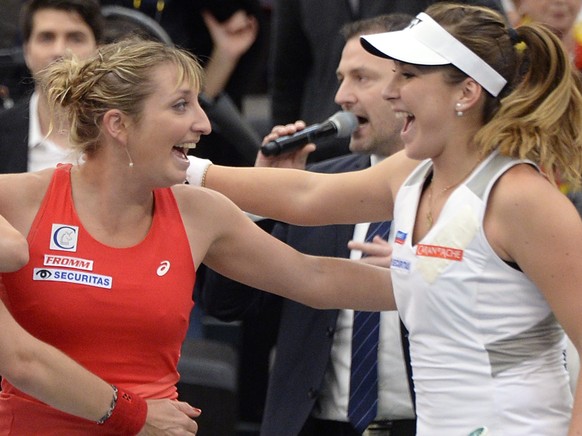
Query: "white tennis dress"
390 151 572 435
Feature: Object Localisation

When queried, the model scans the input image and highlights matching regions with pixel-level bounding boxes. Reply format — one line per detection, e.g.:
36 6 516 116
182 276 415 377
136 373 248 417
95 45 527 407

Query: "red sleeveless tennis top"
0 164 195 434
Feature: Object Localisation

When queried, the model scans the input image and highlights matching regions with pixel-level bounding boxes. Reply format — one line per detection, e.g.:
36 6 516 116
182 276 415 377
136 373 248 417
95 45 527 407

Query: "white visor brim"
360 12 507 97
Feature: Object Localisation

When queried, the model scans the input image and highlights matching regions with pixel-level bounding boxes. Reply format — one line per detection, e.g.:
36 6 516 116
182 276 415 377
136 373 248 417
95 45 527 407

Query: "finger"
231 15 258 36
255 143 315 168
350 244 391 258
223 10 250 33
171 401 202 418
245 16 259 35
359 256 392 267
200 10 219 31
262 122 307 145
293 142 316 155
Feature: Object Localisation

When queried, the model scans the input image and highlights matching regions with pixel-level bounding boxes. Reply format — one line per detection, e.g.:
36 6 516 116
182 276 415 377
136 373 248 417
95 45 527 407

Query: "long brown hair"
428 3 582 187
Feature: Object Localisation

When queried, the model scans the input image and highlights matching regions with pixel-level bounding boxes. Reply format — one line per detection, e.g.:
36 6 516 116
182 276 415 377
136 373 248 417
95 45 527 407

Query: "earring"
455 103 464 117
124 147 134 168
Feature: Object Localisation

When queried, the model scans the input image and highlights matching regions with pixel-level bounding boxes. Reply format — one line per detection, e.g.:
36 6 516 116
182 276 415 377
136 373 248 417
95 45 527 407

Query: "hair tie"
508 27 521 44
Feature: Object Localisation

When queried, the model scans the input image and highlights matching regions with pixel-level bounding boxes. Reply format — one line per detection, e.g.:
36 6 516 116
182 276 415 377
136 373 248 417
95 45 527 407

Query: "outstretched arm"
200 156 406 226
188 120 418 226
179 186 396 312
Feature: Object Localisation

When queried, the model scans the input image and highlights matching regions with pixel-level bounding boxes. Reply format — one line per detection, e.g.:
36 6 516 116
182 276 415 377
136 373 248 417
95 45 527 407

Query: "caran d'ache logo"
416 243 463 261
50 224 79 252
33 268 112 289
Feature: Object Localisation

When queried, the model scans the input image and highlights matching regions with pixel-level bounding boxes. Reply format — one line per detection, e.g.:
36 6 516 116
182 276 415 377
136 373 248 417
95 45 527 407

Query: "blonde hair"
427 3 582 188
38 37 205 155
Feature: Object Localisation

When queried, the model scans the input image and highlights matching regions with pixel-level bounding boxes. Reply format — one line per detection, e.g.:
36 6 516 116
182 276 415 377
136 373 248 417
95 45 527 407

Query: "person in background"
0 215 200 435
500 0 521 26
0 37 392 433
202 14 416 436
189 3 582 433
268 0 505 163
517 0 582 69
0 0 102 174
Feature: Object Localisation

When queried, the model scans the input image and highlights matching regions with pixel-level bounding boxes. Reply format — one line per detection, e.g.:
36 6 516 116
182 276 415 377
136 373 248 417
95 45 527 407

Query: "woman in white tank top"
189 3 582 434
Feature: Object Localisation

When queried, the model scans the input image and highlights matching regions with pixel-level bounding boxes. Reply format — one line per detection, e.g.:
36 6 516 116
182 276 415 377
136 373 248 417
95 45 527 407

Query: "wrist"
97 385 147 435
187 156 213 187
96 385 118 425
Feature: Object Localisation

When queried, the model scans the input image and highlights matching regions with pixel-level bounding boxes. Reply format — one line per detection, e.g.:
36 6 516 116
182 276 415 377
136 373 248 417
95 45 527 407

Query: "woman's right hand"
255 121 316 169
138 400 200 435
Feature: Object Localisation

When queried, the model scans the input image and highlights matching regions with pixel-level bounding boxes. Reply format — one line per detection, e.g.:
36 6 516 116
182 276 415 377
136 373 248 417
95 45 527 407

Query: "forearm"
0 302 146 433
302 255 396 312
8 341 114 422
205 164 318 224
203 48 238 100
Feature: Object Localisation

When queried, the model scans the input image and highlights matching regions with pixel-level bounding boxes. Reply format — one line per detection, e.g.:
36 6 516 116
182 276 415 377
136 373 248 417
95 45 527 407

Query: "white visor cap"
360 12 507 97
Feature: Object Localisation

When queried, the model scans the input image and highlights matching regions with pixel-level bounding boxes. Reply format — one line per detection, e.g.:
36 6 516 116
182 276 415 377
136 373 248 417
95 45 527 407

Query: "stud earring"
455 103 464 117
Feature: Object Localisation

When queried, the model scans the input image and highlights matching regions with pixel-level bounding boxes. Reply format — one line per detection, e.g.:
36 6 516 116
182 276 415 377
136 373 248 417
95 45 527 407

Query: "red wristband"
99 387 148 435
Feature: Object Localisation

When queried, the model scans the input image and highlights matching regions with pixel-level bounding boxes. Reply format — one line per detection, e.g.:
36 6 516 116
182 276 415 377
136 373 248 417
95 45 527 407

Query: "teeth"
181 143 197 149
394 111 413 119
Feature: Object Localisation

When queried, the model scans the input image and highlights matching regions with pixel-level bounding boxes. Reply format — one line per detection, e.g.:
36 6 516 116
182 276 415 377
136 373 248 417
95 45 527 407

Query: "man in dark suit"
0 0 103 175
269 0 505 163
201 15 416 436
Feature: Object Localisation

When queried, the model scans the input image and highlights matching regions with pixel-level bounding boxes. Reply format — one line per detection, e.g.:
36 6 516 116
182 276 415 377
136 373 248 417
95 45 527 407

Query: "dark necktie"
348 220 391 434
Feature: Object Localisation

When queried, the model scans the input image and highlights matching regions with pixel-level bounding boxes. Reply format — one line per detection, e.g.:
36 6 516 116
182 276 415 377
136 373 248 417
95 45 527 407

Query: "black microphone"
260 111 358 157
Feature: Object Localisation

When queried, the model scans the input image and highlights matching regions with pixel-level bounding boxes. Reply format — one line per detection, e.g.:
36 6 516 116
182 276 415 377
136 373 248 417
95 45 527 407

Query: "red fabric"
101 387 148 435
0 164 195 433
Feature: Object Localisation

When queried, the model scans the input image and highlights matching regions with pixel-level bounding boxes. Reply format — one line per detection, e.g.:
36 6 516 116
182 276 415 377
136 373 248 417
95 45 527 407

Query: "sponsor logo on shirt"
391 257 411 271
44 254 93 271
33 268 112 289
395 230 407 245
416 243 463 261
157 260 171 276
50 224 79 252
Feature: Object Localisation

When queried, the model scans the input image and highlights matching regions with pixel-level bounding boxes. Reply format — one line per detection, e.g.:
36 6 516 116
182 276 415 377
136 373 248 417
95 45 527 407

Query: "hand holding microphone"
260 111 358 157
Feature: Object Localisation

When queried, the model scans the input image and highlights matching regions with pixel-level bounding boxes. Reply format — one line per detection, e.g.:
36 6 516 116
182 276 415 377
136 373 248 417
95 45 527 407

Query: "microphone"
261 111 358 157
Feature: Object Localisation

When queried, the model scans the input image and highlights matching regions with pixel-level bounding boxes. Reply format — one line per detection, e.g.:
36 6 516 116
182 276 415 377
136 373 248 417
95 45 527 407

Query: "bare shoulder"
172 183 237 211
486 162 579 260
490 163 560 213
0 169 53 214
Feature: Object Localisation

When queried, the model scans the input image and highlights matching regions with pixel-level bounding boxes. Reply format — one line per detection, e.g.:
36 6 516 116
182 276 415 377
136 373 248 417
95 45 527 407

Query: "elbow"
2 350 36 392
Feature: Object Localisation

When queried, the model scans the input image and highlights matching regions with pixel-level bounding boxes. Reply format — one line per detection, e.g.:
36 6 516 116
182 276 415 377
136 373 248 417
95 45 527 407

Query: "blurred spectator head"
20 0 102 77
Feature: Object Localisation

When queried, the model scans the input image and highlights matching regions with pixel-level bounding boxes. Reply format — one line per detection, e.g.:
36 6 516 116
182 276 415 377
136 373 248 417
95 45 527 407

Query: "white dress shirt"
28 92 78 172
